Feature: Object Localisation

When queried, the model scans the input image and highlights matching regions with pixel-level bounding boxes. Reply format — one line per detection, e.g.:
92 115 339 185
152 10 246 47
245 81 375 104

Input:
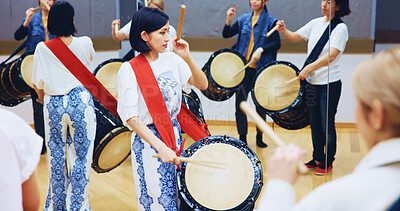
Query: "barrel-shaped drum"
201 49 246 101
252 61 309 130
91 58 133 173
0 52 34 106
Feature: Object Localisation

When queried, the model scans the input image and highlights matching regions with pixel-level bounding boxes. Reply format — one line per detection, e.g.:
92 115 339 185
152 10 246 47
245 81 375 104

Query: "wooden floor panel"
35 124 365 210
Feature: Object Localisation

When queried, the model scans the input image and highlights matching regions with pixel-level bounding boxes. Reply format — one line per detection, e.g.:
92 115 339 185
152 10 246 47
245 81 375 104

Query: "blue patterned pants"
131 118 183 211
43 87 96 211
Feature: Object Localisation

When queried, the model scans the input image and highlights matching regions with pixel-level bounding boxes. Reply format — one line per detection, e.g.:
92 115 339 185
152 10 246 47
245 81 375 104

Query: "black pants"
235 68 266 137
31 92 46 150
306 80 342 166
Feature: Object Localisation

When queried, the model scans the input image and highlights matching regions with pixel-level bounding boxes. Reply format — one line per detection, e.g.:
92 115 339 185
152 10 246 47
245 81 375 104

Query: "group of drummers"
3 0 400 210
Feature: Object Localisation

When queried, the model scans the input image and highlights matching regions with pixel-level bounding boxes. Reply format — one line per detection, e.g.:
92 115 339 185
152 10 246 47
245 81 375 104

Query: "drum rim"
20 52 36 89
252 61 305 115
93 58 127 76
178 135 263 210
91 126 131 173
206 49 247 91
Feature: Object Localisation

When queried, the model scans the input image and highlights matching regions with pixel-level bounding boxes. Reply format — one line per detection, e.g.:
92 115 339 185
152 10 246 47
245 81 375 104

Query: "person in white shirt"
31 1 96 210
276 0 351 175
0 108 42 211
117 7 207 210
111 0 177 52
257 46 400 211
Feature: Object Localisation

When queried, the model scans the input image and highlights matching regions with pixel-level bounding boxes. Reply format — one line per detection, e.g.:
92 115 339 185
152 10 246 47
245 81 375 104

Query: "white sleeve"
330 23 348 52
117 62 140 124
296 19 315 41
120 21 132 37
171 53 192 93
2 111 43 183
256 179 297 211
31 42 45 89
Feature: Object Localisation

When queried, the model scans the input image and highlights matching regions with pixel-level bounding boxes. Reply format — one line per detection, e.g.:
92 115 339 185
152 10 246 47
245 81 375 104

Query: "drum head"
254 64 300 111
92 127 132 173
210 52 245 88
185 143 254 210
94 60 124 100
20 54 34 89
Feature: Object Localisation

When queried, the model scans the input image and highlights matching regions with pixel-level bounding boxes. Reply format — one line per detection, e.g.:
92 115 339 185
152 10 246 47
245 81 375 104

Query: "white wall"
0 51 371 124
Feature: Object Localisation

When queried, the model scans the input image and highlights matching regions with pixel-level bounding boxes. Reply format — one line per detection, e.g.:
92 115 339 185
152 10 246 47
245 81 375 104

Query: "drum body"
201 49 246 101
91 58 132 173
252 61 309 130
178 135 263 210
91 100 132 173
182 90 211 136
0 52 34 106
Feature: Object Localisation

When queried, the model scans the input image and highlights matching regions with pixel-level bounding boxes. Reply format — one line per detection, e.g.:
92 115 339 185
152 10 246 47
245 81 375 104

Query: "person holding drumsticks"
257 46 400 210
117 7 207 210
276 0 351 175
31 1 96 210
223 0 281 148
111 0 177 55
14 0 57 155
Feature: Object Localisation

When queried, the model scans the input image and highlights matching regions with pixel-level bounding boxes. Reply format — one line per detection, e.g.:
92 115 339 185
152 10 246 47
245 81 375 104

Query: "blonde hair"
352 46 400 131
148 0 165 11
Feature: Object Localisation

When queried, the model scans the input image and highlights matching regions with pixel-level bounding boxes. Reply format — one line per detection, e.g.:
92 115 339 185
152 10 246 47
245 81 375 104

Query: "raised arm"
276 20 304 43
222 7 239 38
111 19 129 41
173 39 208 90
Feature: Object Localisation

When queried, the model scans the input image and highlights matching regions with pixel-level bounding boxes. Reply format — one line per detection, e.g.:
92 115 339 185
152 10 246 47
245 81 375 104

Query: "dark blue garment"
14 10 55 147
306 80 342 166
15 10 56 52
222 9 280 69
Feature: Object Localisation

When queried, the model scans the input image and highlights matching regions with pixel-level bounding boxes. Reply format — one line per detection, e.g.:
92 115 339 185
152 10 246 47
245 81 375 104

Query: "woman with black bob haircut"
32 1 96 210
47 1 76 36
117 7 208 210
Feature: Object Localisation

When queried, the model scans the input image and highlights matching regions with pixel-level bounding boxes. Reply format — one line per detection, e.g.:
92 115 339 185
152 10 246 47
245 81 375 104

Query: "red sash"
129 54 209 152
44 37 119 118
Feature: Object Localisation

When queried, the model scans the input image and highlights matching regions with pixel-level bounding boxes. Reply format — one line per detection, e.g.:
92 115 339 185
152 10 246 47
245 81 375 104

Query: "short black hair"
129 7 169 52
48 1 76 36
334 0 351 17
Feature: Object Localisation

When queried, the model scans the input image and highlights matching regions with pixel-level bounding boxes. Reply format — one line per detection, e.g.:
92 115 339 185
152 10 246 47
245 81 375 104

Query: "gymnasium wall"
0 0 373 40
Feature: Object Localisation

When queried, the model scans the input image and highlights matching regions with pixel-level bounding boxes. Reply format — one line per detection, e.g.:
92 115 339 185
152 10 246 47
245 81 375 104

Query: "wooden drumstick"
280 77 299 87
33 6 41 12
239 101 309 174
233 60 252 78
152 154 227 169
114 22 119 36
176 5 186 41
266 24 279 38
41 0 50 11
232 2 238 9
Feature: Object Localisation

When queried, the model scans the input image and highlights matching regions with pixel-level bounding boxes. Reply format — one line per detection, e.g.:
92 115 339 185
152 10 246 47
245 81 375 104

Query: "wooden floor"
35 123 366 210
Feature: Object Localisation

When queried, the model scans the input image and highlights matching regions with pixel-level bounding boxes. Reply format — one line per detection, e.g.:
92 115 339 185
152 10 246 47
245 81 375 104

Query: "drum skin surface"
210 52 245 88
20 54 35 89
252 61 310 130
201 49 246 102
93 59 125 100
178 135 263 211
254 64 300 111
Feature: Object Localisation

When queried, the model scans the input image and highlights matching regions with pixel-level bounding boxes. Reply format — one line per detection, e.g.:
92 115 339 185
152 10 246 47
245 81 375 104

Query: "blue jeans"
306 80 342 166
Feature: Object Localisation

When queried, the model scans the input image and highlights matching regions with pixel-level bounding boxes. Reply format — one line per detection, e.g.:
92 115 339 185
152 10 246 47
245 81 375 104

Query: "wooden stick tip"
181 4 186 9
